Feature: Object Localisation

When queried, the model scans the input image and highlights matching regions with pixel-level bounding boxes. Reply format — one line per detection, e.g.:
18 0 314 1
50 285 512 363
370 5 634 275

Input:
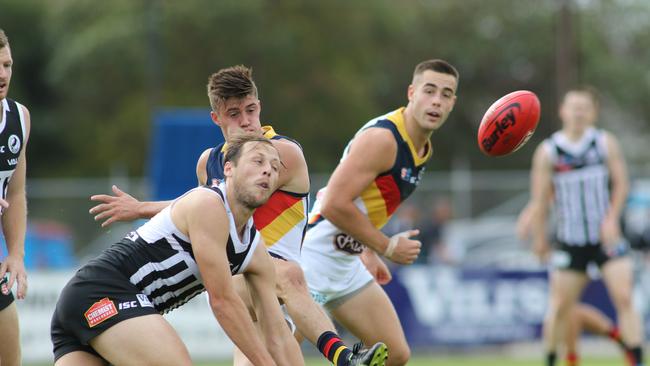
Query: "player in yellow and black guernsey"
0 29 31 366
302 59 459 366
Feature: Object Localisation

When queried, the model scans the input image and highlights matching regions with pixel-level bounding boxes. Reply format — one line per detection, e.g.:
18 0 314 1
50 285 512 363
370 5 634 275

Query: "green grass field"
27 356 622 366
191 356 621 366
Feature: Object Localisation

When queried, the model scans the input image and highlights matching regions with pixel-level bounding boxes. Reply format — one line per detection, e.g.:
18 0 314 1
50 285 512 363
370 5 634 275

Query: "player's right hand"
360 249 392 285
89 185 141 227
387 229 421 264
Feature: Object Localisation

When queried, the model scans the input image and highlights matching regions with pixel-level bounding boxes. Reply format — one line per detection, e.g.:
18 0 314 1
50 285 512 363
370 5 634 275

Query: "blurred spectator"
382 203 420 238
417 197 454 265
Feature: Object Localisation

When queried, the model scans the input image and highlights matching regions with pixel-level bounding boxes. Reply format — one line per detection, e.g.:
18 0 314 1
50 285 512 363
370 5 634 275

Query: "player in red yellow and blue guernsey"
89 65 387 366
205 125 308 263
301 59 459 366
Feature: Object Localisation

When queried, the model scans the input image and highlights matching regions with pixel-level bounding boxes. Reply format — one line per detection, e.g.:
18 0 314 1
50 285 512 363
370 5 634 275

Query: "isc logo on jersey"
118 294 154 310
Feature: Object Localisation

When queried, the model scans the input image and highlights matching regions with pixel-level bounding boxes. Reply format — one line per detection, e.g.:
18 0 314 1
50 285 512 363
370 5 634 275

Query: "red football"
478 90 541 156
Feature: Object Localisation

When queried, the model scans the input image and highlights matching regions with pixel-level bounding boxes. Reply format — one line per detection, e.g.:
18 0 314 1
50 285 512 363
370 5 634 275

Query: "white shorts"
301 245 374 310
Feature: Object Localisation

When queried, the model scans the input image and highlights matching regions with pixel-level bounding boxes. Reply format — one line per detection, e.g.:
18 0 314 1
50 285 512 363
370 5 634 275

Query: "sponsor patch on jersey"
333 233 364 255
85 297 118 328
8 135 20 154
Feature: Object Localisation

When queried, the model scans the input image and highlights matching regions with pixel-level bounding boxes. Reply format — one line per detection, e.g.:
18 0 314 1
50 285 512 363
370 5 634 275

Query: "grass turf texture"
191 356 621 365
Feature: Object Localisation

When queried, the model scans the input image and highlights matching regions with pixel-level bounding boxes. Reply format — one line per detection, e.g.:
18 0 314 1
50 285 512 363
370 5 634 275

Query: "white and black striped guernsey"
544 127 610 246
88 182 260 314
0 98 27 200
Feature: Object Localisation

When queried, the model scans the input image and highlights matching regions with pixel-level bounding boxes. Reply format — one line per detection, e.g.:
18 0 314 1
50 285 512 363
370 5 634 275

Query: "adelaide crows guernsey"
303 107 431 264
88 182 260 314
205 126 309 262
0 98 27 200
544 127 610 246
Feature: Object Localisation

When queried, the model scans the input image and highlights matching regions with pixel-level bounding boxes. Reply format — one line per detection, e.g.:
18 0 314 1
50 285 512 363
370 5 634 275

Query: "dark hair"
564 85 600 107
207 65 258 111
0 29 9 49
413 59 459 82
224 135 275 165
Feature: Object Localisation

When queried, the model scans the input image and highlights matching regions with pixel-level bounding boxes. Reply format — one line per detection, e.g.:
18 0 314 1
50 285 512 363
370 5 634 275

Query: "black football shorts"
51 264 158 361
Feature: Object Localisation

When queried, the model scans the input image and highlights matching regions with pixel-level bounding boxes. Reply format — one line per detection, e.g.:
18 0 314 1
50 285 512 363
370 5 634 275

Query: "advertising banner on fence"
18 265 650 362
388 265 649 347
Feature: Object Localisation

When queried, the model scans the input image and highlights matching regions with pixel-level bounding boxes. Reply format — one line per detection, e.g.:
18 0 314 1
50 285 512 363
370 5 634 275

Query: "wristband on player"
384 231 409 259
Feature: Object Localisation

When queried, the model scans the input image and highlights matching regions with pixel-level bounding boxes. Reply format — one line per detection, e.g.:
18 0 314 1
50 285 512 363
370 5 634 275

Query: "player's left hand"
0 255 27 300
360 249 392 285
600 214 622 247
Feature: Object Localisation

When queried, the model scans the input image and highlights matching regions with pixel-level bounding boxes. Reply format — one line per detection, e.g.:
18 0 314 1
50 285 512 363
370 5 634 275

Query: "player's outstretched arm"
0 105 30 300
320 127 421 264
244 242 304 366
89 185 171 227
177 189 276 366
529 143 553 261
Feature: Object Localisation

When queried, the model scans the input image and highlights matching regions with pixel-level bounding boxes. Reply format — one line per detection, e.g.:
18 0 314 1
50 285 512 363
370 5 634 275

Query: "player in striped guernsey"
529 87 644 366
88 65 386 365
0 29 31 366
51 136 303 366
301 59 459 366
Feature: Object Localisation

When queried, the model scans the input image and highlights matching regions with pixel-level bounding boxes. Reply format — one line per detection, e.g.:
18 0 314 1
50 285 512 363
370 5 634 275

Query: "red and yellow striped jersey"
206 126 309 261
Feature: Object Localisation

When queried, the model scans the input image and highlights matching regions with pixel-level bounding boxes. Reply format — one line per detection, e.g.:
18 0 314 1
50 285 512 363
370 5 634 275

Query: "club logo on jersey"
136 293 154 308
85 297 118 328
333 233 364 254
8 135 20 154
211 178 222 187
401 167 425 185
125 231 140 241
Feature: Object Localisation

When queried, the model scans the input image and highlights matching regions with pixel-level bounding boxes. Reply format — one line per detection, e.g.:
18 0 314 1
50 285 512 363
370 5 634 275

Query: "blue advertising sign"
385 266 623 347
149 109 224 200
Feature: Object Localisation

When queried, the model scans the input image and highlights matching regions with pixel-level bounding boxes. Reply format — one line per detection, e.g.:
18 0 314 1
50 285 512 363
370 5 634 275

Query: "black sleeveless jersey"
0 98 27 200
87 182 260 314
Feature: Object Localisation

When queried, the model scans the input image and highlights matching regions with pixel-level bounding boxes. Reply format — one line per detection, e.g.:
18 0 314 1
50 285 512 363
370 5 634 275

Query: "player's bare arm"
175 189 276 366
271 138 309 194
601 131 629 246
0 104 30 300
529 143 553 261
244 241 304 366
88 146 216 227
320 127 421 264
